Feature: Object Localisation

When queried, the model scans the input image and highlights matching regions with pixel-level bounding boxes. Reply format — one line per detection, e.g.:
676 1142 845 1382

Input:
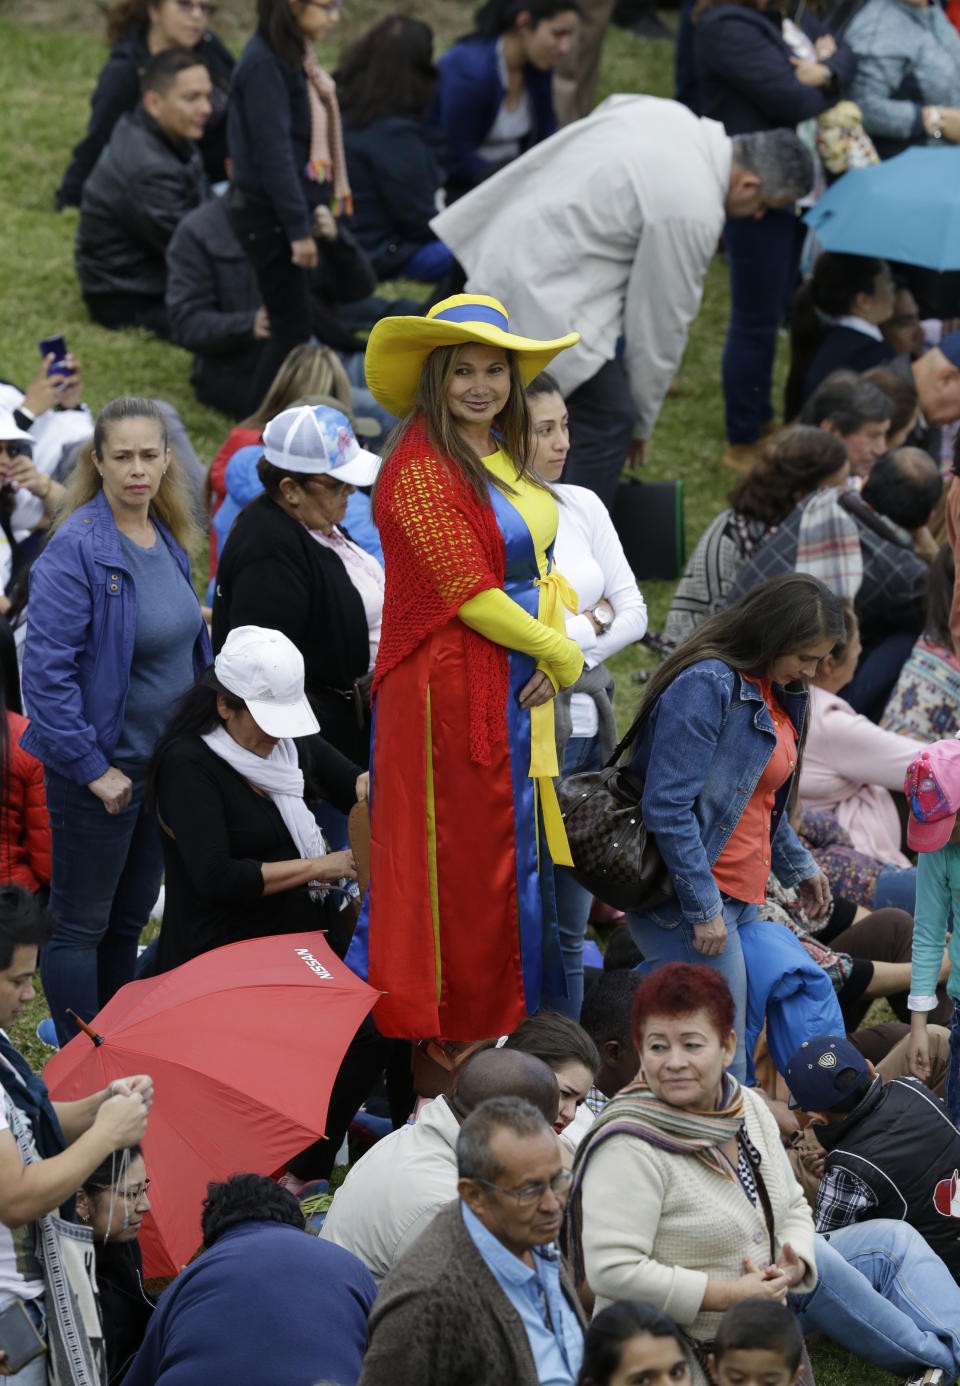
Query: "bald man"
319 1048 559 1284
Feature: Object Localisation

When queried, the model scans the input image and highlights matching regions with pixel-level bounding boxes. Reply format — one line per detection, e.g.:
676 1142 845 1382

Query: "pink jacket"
798 685 924 867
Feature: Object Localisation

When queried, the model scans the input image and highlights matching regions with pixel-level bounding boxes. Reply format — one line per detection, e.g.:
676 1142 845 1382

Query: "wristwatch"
591 604 613 631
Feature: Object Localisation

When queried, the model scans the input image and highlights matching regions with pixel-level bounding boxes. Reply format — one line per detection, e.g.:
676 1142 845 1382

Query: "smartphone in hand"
38 334 69 377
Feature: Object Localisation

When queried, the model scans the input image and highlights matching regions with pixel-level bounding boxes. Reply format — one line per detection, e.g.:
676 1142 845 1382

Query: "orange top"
711 678 797 905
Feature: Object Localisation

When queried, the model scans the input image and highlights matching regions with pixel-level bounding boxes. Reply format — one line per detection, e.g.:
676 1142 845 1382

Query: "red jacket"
1 713 51 892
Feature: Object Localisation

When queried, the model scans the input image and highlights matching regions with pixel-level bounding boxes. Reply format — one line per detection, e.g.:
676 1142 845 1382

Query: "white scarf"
201 726 328 892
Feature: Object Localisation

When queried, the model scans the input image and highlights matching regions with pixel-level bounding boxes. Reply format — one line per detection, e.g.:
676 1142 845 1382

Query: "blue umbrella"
804 147 960 272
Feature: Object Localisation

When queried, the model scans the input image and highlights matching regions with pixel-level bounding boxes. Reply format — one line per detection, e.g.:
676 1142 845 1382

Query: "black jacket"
96 1240 155 1386
76 107 208 303
343 115 445 278
227 32 323 241
58 28 233 209
165 194 377 416
154 733 361 974
212 494 370 758
816 1076 960 1281
694 6 856 134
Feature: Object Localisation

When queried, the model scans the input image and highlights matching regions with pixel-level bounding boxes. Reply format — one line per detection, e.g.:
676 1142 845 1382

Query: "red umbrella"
44 932 378 1277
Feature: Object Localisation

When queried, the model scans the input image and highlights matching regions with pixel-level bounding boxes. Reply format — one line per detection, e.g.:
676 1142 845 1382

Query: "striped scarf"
303 47 353 215
565 1076 745 1284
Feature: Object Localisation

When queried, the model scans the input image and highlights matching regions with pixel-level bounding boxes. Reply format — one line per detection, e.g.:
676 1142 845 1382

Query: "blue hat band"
430 303 510 332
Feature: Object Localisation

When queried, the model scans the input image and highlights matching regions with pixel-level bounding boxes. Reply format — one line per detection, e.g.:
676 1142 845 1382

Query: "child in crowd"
709 1302 804 1386
906 738 960 1127
576 1302 692 1386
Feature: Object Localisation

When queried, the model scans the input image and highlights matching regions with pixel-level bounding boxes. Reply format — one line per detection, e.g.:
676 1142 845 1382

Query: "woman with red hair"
568 962 960 1385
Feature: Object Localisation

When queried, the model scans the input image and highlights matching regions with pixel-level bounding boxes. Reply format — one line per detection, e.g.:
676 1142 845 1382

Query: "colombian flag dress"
345 425 583 1040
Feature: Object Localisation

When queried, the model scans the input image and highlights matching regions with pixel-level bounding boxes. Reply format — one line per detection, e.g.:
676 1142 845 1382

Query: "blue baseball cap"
785 1035 870 1112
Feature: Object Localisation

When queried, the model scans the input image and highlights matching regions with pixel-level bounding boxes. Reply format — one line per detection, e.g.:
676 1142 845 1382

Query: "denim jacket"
21 489 211 784
628 659 816 926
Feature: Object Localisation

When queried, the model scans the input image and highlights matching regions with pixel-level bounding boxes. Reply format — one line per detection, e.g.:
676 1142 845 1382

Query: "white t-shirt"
0 1051 44 1302
477 39 533 165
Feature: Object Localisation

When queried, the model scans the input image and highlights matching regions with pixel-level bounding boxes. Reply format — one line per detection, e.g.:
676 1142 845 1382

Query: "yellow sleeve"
459 589 584 689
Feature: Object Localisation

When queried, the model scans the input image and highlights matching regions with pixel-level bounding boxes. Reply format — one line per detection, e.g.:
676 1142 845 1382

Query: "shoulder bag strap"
737 1130 777 1264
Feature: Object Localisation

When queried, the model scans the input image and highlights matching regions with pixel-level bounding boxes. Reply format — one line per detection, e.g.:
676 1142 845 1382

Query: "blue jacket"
21 489 211 784
694 7 856 134
431 35 557 191
628 660 815 926
227 32 325 241
123 1221 376 1386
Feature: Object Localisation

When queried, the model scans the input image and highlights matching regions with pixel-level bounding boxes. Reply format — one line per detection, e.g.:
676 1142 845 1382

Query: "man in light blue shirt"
457 1101 584 1385
358 1097 586 1386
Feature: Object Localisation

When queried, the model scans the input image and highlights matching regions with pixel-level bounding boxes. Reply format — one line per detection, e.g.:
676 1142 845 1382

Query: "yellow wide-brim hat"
364 293 580 418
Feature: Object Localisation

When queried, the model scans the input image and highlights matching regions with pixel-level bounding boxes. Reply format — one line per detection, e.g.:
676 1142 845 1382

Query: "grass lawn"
0 7 897 1380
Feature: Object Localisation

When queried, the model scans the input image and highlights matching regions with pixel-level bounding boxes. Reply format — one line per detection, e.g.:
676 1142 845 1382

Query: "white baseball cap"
214 626 319 738
0 411 33 447
261 404 381 485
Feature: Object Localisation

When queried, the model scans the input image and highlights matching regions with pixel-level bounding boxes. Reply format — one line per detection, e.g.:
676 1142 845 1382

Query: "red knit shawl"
373 418 509 765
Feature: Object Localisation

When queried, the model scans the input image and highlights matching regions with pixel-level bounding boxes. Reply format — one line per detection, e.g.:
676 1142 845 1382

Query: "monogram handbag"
556 731 673 913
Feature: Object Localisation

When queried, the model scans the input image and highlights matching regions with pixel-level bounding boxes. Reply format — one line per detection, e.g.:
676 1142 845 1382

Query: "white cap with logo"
261 404 381 485
214 626 319 738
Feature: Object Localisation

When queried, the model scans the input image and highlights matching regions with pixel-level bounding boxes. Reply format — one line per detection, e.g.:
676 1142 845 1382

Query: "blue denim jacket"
628 659 816 926
21 489 211 783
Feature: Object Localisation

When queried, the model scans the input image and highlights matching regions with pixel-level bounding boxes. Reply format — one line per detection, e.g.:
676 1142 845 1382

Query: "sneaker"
900 1370 944 1386
36 1019 59 1051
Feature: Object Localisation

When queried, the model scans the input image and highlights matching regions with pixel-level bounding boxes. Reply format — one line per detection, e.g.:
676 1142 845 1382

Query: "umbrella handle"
65 1009 104 1046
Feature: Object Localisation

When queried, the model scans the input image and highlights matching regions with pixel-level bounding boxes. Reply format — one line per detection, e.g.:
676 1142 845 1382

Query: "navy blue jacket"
694 7 856 134
802 326 894 406
430 35 556 192
21 489 211 783
344 115 446 277
58 28 234 209
227 32 325 241
122 1221 376 1386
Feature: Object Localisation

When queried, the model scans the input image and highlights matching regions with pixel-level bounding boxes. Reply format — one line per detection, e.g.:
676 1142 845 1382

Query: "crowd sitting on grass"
8 0 960 1383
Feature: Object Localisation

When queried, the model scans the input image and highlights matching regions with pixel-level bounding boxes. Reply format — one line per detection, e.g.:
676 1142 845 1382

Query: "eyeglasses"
307 475 349 495
89 1178 151 1205
0 443 27 459
473 1170 571 1207
174 0 218 16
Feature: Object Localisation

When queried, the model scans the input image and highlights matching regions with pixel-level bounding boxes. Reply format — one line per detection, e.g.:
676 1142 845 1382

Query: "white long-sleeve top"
553 483 647 739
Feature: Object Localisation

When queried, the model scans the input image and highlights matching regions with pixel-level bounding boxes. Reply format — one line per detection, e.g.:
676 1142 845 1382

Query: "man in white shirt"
321 1046 559 1284
433 97 814 510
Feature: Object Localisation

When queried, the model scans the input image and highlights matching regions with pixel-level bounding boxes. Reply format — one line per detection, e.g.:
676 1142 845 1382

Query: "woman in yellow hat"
345 293 583 1040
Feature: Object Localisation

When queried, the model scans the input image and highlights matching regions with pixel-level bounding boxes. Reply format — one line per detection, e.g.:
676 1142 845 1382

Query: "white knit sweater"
579 1086 817 1340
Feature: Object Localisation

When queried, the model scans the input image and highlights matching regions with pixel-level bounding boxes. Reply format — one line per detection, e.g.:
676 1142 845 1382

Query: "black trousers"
85 293 169 339
563 357 638 512
229 203 313 405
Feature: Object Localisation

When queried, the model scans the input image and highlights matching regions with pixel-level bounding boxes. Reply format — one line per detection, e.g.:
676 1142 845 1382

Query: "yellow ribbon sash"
531 566 579 868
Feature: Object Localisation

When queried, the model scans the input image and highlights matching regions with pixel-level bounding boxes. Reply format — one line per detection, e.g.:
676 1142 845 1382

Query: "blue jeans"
722 208 802 444
875 862 918 913
400 241 455 282
628 896 753 1081
541 735 603 1020
947 1000 960 1127
792 1221 960 1380
0 1294 46 1386
43 765 163 1046
338 350 398 439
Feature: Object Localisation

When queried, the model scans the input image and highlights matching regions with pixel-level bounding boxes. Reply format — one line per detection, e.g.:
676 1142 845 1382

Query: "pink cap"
905 739 960 851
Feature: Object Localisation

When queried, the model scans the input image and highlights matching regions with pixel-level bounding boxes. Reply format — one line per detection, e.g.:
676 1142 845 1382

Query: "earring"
80 1212 89 1223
